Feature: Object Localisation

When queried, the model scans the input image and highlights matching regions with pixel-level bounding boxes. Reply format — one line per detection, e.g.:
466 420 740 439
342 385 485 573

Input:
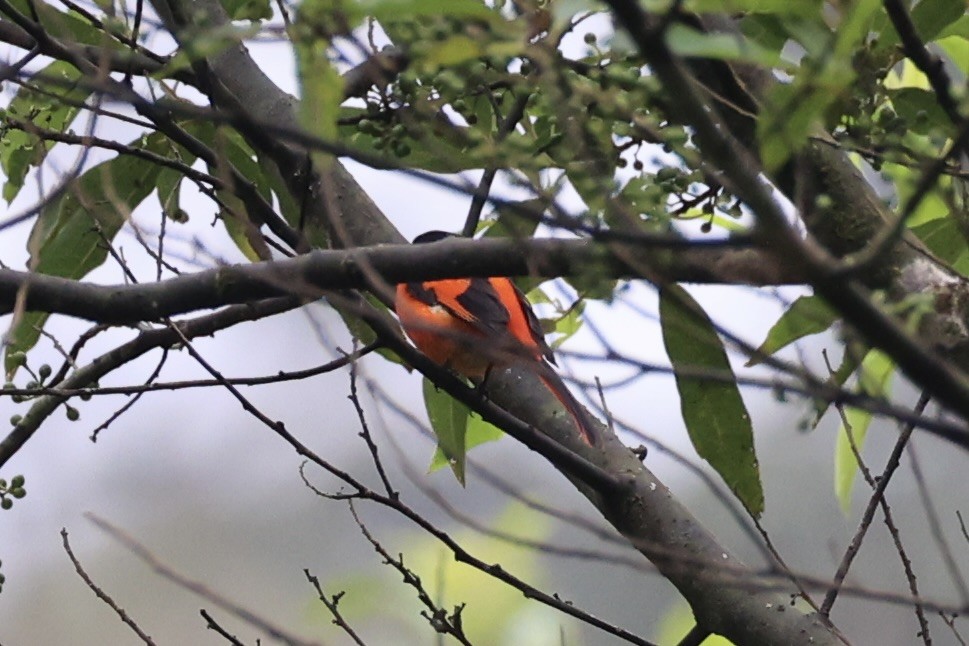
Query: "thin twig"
4 344 379 399
61 528 157 646
303 570 367 646
821 393 932 645
907 440 969 606
86 514 321 646
348 359 396 497
90 348 169 442
347 500 473 645
199 609 246 646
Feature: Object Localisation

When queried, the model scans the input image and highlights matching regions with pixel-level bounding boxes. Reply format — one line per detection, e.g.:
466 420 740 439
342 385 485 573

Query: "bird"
394 230 598 445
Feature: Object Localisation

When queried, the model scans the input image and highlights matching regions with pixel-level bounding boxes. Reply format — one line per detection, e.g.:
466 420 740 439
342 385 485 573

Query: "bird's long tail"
538 368 599 446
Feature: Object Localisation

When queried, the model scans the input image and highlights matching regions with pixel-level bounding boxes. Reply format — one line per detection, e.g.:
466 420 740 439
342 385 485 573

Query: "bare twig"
199 609 246 646
86 514 321 646
348 501 472 646
61 528 157 646
907 440 969 606
303 570 367 646
90 348 169 442
348 360 396 497
821 393 931 645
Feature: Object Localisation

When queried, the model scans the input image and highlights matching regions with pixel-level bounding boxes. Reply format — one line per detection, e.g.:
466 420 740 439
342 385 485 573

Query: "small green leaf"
812 342 867 426
257 152 304 232
425 35 483 68
156 168 185 222
759 79 848 173
220 0 273 20
424 378 504 484
739 13 791 53
660 285 764 516
937 15 969 40
549 300 585 350
938 35 969 75
749 295 839 365
834 350 895 514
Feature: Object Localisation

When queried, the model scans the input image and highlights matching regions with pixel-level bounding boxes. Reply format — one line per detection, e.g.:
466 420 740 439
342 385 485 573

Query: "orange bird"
394 231 598 445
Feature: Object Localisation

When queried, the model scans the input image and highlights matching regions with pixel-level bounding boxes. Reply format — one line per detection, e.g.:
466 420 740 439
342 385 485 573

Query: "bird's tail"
538 368 599 446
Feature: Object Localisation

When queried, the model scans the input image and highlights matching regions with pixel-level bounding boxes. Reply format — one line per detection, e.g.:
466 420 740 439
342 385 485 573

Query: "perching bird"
394 231 598 445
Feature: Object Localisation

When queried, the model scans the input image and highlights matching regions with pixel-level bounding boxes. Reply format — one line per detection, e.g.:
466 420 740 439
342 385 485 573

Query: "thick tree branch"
0 237 794 324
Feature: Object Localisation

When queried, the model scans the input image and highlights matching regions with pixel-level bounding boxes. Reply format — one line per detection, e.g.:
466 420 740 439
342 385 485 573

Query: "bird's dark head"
412 230 457 244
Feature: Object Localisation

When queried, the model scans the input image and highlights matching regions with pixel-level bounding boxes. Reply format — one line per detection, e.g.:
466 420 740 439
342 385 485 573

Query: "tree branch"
0 237 795 324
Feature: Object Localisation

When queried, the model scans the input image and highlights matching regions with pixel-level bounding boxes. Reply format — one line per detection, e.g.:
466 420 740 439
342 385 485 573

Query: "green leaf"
216 130 273 260
834 350 895 514
256 151 315 248
889 87 951 135
830 0 882 58
749 295 839 365
220 0 273 20
7 0 111 46
665 23 784 68
180 122 278 260
759 78 848 173
937 15 969 40
1 61 90 203
812 342 866 427
911 216 969 275
156 168 182 217
333 0 498 26
425 35 484 68
549 300 585 350
938 35 969 75
873 0 966 51
5 135 168 376
659 285 764 516
739 13 793 52
686 0 821 16
423 378 503 484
